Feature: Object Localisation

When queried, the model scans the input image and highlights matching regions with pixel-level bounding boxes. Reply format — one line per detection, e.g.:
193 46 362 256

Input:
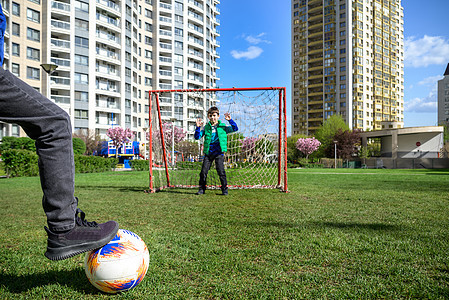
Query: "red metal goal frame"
147 87 288 193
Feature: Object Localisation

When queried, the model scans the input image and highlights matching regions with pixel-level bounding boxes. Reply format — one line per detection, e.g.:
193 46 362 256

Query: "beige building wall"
291 0 404 136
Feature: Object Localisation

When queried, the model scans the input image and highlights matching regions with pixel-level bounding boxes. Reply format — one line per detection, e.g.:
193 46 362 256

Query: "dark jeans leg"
199 155 213 190
214 155 227 191
0 68 76 232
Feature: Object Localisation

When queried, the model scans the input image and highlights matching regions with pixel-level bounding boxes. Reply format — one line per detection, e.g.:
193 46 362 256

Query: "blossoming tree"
295 137 321 161
106 127 134 157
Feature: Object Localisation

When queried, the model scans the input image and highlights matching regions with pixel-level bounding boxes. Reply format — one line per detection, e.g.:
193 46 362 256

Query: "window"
175 41 183 50
28 0 40 4
145 22 152 32
27 27 40 42
175 15 183 23
26 47 40 61
27 67 40 80
75 110 88 120
12 23 20 36
144 36 152 45
144 50 152 59
75 0 89 12
174 54 183 63
174 67 183 75
11 63 20 76
75 36 89 48
12 43 20 56
75 18 89 31
12 2 20 16
144 77 152 86
174 28 183 37
175 1 183 10
75 54 89 66
27 8 40 23
144 63 152 72
75 91 88 102
75 73 88 84
144 8 152 18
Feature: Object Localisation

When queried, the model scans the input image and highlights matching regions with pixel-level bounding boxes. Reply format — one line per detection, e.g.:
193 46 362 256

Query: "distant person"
0 4 118 261
194 107 238 195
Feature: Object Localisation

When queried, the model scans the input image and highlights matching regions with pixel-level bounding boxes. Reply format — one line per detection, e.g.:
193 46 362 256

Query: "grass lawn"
0 168 448 299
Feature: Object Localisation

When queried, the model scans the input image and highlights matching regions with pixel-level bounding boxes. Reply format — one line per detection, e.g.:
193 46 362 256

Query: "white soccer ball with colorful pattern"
84 229 149 293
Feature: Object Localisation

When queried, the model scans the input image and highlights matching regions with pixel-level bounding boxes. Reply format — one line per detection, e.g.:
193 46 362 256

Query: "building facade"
0 0 220 141
291 0 404 135
437 63 449 126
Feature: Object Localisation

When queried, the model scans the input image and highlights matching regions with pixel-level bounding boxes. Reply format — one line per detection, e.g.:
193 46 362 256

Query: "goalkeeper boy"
194 107 238 195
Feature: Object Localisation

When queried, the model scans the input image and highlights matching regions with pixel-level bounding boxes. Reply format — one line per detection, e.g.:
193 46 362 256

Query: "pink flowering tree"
295 137 321 161
106 127 134 157
149 122 187 150
241 137 260 159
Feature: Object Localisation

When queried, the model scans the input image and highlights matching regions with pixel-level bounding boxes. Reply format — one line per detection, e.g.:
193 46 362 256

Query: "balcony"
50 76 70 86
51 38 70 50
51 19 70 32
96 0 121 16
51 1 70 14
50 57 70 68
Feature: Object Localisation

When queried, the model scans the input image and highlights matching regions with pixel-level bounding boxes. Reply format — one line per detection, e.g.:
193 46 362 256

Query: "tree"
332 129 361 159
73 129 104 155
106 127 134 157
287 134 307 163
72 137 87 155
295 137 321 161
241 137 260 159
315 115 349 158
178 140 200 159
149 122 187 150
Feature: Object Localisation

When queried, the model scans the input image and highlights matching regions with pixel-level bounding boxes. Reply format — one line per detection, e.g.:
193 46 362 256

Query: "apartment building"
291 0 404 135
437 63 449 126
0 0 220 141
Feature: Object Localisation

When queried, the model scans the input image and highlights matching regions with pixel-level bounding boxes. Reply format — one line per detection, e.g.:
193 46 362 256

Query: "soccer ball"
84 229 150 293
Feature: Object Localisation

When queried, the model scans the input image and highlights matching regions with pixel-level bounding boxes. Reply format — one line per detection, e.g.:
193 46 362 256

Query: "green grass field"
0 169 448 299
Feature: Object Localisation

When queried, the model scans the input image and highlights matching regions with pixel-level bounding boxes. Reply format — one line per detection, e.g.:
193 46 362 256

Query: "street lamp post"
40 63 58 100
334 140 338 169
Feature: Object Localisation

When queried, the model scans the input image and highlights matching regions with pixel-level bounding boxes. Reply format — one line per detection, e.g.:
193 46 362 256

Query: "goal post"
147 87 288 193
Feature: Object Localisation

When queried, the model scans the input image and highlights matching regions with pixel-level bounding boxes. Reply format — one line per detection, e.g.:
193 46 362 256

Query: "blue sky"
217 0 449 134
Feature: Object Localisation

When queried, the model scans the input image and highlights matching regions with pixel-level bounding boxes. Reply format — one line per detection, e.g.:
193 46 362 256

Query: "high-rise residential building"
437 63 449 126
0 0 220 141
291 0 404 135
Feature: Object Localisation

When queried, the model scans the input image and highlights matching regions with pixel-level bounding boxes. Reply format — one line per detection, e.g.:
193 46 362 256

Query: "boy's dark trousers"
0 68 77 232
199 153 227 192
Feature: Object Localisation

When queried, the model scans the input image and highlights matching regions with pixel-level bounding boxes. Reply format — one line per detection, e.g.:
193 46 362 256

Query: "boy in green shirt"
194 107 238 195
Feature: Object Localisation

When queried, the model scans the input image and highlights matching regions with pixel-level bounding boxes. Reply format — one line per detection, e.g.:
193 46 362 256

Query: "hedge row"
1 149 39 177
1 149 118 177
130 159 149 171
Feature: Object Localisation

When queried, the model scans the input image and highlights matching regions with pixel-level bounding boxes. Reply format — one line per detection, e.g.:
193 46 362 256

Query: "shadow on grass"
76 185 147 193
0 269 102 295
236 220 401 232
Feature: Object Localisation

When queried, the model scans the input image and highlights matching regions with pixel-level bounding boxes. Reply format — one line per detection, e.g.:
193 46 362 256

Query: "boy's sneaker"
44 208 119 261
221 188 228 196
196 189 205 195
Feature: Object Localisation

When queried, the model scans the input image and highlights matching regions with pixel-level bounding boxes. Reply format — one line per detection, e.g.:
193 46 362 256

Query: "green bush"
74 155 118 173
72 137 87 155
130 159 149 171
1 149 39 177
0 136 36 153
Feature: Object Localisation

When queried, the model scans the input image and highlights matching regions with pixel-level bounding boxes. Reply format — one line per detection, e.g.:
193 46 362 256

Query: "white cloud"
417 75 444 86
244 33 271 45
405 35 449 68
230 46 263 60
405 87 437 113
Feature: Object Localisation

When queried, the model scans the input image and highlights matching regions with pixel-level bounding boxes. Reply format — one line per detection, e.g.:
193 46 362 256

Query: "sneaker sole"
45 223 119 261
